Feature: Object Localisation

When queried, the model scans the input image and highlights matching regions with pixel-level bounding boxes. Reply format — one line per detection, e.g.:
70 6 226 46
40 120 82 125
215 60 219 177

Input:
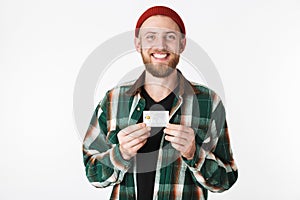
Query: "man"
83 6 238 200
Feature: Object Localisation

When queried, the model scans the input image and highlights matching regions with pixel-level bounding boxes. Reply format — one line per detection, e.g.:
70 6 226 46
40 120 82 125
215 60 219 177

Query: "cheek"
141 48 150 56
140 40 153 50
167 42 181 54
140 44 152 53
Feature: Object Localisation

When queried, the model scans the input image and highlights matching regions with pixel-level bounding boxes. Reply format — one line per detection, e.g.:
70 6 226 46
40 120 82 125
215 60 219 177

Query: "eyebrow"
142 31 158 35
165 31 177 34
142 31 177 36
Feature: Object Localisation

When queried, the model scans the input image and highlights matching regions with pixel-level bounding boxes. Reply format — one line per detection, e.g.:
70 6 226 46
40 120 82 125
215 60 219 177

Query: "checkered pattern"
82 70 238 200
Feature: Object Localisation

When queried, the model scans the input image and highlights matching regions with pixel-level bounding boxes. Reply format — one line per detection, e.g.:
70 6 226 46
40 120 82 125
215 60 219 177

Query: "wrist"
119 146 132 161
111 145 132 171
183 142 196 160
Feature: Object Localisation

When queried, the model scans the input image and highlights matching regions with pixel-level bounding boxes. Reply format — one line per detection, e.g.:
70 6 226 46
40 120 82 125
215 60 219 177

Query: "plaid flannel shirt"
83 70 238 200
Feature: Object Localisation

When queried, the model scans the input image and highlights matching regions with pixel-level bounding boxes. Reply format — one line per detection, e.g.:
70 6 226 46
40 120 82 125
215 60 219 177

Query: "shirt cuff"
110 144 132 171
182 144 199 167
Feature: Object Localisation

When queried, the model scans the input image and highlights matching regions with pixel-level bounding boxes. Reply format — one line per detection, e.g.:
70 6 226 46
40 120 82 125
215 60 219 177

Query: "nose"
153 36 167 50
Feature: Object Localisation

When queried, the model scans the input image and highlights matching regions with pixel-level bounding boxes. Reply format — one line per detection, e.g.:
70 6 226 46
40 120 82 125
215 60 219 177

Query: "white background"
1 0 300 199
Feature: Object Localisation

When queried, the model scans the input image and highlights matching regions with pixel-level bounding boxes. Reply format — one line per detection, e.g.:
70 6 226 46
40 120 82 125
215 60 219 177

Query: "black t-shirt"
136 86 177 200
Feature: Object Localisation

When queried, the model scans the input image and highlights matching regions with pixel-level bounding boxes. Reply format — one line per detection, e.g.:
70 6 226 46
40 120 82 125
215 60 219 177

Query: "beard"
141 50 180 78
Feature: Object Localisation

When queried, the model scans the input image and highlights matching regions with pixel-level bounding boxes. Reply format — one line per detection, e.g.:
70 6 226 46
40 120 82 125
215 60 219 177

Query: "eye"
145 34 155 41
165 33 177 41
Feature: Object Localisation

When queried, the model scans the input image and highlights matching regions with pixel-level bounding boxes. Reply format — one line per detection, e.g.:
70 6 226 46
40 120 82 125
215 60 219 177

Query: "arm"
82 92 150 188
82 93 131 188
184 93 238 192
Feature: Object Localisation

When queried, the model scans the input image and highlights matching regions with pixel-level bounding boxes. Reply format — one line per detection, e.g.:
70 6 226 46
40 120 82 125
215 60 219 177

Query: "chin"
145 64 175 78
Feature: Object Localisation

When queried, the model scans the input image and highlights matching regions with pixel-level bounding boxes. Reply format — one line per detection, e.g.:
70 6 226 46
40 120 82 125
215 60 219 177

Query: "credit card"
143 111 169 127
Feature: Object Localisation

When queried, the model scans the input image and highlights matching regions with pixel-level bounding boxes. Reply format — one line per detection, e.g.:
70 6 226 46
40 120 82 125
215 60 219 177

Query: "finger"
120 139 147 160
131 139 147 152
164 129 188 141
123 135 148 149
166 123 193 133
165 135 186 146
169 142 184 153
120 123 147 136
128 126 151 139
119 127 150 144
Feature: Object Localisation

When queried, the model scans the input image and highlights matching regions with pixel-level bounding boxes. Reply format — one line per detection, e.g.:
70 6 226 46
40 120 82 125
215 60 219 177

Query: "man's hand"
164 123 196 160
117 123 151 161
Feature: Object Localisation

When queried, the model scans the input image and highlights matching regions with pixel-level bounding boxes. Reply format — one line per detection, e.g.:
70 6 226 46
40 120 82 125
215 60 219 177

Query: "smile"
151 53 169 59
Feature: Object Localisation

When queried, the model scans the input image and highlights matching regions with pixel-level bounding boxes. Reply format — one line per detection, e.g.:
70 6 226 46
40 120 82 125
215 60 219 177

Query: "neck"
144 69 178 102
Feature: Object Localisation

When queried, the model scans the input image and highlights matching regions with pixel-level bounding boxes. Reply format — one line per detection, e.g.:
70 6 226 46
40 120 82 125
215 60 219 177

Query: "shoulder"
102 80 137 102
107 80 136 94
189 82 217 98
188 83 225 118
189 82 223 107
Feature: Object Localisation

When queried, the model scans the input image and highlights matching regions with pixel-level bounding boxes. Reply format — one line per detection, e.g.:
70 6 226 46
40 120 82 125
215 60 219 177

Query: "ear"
134 37 141 53
179 37 186 53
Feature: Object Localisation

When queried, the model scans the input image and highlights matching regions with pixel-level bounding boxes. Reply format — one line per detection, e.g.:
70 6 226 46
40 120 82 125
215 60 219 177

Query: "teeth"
153 53 167 59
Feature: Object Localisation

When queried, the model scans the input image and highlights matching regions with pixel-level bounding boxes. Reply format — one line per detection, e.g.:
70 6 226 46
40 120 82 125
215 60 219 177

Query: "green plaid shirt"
83 70 238 200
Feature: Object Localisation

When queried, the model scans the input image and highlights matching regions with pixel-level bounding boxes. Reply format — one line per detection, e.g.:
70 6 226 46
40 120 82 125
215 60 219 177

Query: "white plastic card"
143 111 169 127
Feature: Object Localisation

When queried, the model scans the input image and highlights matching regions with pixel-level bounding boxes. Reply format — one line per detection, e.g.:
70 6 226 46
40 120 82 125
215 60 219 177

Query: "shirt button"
137 107 140 111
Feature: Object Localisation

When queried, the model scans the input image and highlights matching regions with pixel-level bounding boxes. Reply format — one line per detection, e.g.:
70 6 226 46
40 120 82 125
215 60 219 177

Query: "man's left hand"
164 123 196 160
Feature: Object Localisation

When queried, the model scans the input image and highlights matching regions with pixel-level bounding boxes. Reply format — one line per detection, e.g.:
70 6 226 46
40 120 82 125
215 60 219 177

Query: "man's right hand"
117 123 151 161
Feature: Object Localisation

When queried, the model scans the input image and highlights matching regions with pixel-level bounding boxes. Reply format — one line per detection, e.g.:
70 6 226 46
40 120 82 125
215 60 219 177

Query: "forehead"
139 15 181 33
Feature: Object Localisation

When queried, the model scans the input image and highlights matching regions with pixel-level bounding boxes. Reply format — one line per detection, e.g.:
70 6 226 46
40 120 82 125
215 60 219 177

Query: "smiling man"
83 6 238 200
137 15 184 79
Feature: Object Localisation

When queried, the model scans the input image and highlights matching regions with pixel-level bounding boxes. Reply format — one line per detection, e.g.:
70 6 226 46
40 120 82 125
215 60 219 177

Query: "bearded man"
83 6 238 200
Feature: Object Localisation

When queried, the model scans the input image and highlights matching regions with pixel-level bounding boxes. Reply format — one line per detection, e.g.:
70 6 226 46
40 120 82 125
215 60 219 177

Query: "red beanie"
135 6 186 38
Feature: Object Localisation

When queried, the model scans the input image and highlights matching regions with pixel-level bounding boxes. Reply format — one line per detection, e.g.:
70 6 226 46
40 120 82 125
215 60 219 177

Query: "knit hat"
135 6 186 38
